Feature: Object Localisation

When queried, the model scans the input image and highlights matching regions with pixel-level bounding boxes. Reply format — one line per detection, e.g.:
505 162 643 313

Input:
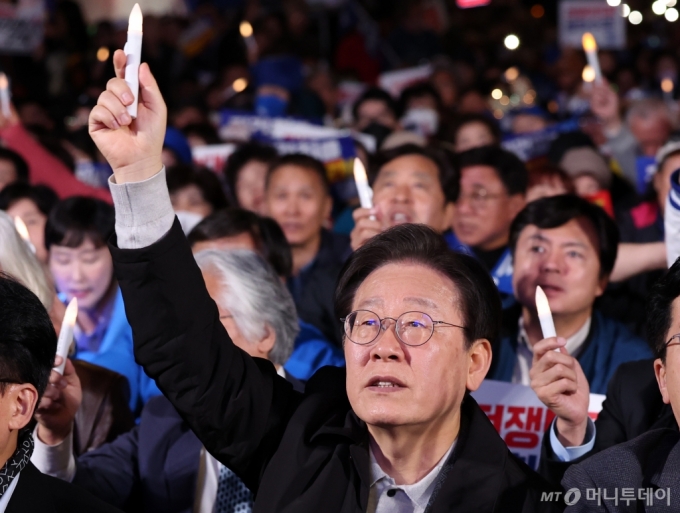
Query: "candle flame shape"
233 78 248 92
14 216 29 242
353 158 373 210
0 73 8 90
240 21 253 38
535 286 557 339
582 33 597 52
129 3 143 33
662 78 674 93
64 297 78 327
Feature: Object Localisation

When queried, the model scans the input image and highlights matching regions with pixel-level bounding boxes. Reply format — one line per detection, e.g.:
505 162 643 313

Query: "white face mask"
400 108 440 138
175 211 205 235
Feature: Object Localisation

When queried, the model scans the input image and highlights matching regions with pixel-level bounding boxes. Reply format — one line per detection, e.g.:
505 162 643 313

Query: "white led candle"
353 158 373 210
535 286 559 351
124 4 143 119
582 33 603 84
54 298 78 375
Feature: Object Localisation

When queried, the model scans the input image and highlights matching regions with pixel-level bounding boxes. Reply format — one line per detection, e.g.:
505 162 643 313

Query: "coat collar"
310 392 521 512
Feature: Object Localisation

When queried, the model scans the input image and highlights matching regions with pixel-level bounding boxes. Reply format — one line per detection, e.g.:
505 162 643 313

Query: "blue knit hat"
164 127 193 164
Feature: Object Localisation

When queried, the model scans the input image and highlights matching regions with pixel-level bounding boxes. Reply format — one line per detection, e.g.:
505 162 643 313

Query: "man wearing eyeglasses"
559 257 680 509
448 146 527 299
86 52 561 513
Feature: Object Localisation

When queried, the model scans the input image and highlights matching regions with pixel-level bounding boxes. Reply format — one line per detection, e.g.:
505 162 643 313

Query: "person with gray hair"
30 248 304 513
194 249 298 369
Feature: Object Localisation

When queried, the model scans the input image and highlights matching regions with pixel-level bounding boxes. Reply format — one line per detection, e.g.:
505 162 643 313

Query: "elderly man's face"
202 269 272 360
655 297 680 426
344 262 490 429
372 154 453 233
512 219 606 317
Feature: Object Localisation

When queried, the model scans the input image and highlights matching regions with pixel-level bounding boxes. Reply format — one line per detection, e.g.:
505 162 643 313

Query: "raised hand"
530 337 590 447
34 356 82 446
350 206 383 251
89 49 167 184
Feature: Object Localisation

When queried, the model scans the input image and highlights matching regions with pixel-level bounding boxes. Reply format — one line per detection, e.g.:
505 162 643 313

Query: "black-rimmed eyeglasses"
666 333 680 348
340 310 466 347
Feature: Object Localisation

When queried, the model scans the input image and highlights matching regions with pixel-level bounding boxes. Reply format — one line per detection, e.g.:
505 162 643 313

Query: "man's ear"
257 324 277 359
655 358 671 404
7 384 38 431
595 273 609 298
466 339 492 392
508 194 527 219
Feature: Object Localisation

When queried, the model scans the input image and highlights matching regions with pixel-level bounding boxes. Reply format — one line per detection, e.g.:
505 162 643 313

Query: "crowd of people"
1 0 680 511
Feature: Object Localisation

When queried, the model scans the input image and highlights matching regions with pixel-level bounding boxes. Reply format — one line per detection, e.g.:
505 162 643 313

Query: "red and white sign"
192 144 236 173
472 380 605 470
559 0 626 50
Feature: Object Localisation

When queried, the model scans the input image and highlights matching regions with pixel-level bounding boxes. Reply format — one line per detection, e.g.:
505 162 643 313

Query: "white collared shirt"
366 440 456 513
512 316 592 386
0 474 20 512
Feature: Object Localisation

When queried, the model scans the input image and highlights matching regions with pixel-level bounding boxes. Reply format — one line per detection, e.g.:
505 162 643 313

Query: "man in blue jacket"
488 194 652 395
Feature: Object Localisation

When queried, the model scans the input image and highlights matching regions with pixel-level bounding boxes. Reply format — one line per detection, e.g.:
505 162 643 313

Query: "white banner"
472 380 605 470
192 144 236 173
559 1 626 50
378 64 433 98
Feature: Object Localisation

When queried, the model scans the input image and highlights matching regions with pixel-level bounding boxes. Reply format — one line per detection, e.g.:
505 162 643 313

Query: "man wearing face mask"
166 164 230 234
352 88 400 148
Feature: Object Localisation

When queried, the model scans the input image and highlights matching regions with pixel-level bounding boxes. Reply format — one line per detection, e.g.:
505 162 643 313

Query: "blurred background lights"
504 35 520 50
622 4 631 16
96 47 109 62
629 10 642 24
666 7 679 20
606 0 621 5
505 67 519 81
653 0 667 15
491 88 503 100
530 5 544 18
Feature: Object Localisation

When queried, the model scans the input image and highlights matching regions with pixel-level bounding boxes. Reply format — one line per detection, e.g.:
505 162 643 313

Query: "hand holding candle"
124 4 143 119
0 72 10 118
54 298 77 375
582 33 602 84
535 286 557 342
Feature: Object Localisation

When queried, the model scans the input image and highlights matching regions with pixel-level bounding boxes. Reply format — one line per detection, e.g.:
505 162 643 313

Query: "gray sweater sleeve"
108 167 175 249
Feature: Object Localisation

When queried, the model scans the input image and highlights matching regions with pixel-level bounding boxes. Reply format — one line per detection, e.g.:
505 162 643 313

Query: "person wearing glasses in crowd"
86 51 560 512
447 146 528 302
560 257 680 510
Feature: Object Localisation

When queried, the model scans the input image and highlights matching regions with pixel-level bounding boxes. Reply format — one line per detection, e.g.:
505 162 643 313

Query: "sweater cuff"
108 167 175 249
